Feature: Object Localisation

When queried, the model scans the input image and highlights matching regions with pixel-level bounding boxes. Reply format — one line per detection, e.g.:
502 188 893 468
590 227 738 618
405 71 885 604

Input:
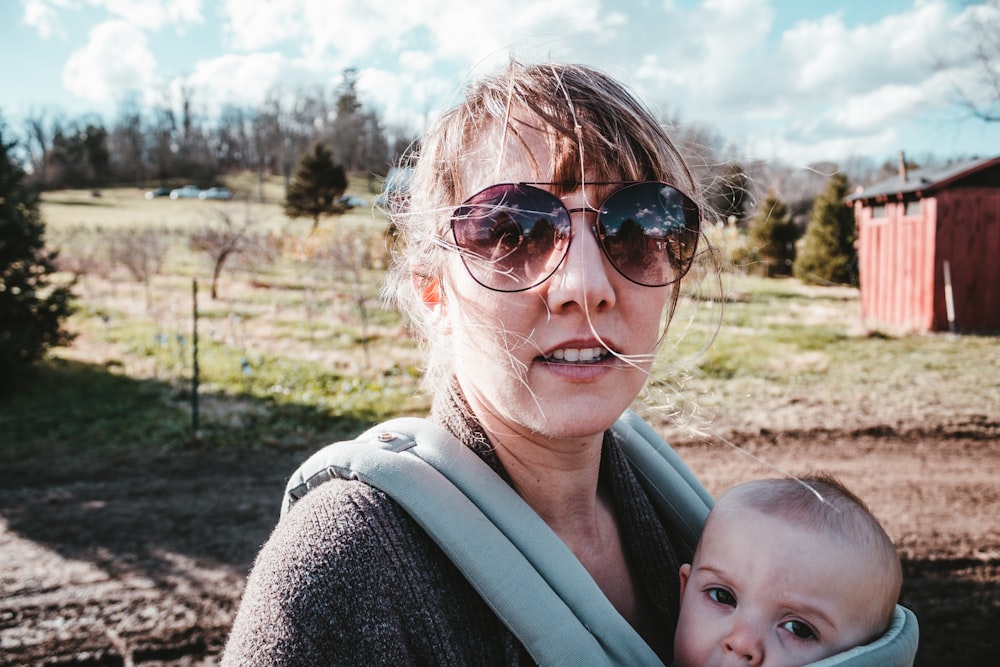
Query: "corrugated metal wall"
933 189 1000 332
858 188 1000 333
857 198 936 332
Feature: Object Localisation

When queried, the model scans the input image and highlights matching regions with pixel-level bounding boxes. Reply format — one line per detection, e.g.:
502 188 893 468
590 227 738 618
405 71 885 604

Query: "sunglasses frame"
449 181 701 292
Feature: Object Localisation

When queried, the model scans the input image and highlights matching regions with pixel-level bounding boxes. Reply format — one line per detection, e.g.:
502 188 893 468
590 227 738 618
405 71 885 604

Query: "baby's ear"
678 563 692 597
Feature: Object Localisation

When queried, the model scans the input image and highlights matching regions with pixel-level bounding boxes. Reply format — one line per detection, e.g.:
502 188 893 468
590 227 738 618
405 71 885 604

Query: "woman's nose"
723 617 765 665
545 215 616 311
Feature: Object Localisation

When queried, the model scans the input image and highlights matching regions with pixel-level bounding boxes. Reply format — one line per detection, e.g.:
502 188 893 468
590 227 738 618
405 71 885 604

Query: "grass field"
5 182 997 475
3 183 999 666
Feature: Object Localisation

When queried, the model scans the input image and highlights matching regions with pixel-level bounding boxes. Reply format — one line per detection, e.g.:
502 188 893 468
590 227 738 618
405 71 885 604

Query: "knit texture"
222 384 688 665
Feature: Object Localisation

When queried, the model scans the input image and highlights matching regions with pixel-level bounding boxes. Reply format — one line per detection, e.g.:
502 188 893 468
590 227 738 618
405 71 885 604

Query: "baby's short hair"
711 472 902 638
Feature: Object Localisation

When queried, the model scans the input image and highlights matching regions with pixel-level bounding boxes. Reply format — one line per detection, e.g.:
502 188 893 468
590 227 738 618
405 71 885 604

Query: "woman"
223 61 706 665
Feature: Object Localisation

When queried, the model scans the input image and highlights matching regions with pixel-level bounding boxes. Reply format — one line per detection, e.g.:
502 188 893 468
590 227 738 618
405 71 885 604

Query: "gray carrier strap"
283 412 682 666
610 410 714 551
282 410 918 667
808 605 919 667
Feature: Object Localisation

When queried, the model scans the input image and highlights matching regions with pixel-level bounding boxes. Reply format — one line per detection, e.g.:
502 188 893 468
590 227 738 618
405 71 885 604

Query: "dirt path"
1 425 997 666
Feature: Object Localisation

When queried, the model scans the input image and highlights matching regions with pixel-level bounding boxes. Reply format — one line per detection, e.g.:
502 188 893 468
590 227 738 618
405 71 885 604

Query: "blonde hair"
382 60 701 392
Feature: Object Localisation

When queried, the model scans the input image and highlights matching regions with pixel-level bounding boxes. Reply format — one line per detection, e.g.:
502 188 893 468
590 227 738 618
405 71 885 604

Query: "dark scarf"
431 379 687 660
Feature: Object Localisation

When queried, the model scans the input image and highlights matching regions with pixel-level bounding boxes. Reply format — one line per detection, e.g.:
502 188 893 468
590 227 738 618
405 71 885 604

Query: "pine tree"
749 192 798 277
794 172 857 285
284 143 348 231
0 120 75 389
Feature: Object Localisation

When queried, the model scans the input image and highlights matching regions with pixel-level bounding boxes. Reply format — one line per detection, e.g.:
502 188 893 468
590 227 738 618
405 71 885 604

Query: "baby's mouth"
543 347 610 364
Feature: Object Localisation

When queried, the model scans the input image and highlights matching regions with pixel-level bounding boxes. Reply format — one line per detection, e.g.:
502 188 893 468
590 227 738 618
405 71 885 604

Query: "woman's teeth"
546 347 608 363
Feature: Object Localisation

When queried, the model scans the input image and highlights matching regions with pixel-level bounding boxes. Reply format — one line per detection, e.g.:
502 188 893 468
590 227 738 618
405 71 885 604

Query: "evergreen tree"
793 172 857 285
284 142 348 230
0 120 75 389
749 192 799 277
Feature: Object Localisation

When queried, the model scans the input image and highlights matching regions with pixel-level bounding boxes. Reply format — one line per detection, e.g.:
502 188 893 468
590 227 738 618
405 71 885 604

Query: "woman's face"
438 119 672 442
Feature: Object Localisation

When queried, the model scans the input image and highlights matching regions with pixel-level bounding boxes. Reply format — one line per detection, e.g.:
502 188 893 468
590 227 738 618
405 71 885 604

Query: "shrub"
748 192 799 277
284 142 348 230
0 120 75 389
794 173 857 286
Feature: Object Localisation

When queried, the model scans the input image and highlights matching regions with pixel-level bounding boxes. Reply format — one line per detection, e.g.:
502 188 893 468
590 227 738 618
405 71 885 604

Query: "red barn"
847 155 1000 333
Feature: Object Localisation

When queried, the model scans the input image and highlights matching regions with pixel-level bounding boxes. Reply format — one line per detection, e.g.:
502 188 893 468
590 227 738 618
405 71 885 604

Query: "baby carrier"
282 410 918 666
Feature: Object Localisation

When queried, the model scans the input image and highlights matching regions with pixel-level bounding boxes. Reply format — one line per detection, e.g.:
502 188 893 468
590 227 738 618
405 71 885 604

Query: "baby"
674 473 903 667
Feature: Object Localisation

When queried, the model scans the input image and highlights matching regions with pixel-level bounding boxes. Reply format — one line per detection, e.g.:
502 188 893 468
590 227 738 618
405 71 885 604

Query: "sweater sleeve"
221 477 524 666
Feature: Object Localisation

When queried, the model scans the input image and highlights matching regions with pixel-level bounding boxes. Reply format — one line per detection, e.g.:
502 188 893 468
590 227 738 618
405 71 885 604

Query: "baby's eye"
780 620 817 640
707 587 736 607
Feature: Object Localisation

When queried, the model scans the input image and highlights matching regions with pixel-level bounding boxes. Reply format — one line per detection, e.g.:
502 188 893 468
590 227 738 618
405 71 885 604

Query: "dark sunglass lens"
452 185 569 291
598 183 700 286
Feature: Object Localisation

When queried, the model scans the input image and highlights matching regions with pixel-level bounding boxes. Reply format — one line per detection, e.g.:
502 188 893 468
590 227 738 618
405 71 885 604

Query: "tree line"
5 60 976 385
14 69 412 193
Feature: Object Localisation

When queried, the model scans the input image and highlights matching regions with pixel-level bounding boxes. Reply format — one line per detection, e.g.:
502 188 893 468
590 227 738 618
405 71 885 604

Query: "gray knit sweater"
222 387 688 665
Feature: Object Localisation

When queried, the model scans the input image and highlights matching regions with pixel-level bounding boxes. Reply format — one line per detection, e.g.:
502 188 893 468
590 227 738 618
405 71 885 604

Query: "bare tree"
314 226 377 369
188 203 259 299
24 108 50 187
956 0 1000 122
149 98 178 182
110 226 171 310
215 104 254 173
109 94 146 186
50 224 117 290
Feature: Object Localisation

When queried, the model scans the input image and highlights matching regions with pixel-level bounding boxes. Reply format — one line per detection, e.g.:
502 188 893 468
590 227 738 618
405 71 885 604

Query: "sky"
1 0 998 167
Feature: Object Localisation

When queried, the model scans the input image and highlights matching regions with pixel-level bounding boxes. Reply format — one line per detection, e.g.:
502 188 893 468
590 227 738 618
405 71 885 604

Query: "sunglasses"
449 181 701 292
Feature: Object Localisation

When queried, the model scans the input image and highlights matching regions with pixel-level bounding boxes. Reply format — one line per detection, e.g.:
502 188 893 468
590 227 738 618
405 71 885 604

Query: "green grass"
0 356 389 484
7 266 996 478
8 190 998 478
1 358 191 467
4 182 422 478
647 272 999 432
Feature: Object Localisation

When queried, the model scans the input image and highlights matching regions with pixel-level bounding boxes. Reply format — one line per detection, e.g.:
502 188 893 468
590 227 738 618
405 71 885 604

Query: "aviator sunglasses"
450 181 701 292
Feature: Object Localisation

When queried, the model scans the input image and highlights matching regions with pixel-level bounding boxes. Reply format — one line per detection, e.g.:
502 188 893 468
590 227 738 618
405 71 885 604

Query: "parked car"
339 195 368 208
375 166 413 208
170 185 201 199
199 187 233 200
145 186 171 199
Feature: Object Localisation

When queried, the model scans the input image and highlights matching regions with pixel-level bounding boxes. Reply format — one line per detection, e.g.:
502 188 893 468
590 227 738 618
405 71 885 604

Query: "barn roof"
846 154 1000 203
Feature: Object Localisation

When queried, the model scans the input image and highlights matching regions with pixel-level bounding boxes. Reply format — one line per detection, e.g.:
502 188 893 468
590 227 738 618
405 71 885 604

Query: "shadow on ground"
1 360 998 665
0 359 371 664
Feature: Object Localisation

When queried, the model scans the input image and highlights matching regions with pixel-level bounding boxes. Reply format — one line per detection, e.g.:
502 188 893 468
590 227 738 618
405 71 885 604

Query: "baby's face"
674 507 883 667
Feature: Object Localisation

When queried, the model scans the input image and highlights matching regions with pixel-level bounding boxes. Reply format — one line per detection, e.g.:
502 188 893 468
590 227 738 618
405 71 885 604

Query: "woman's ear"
415 275 450 333
419 276 442 309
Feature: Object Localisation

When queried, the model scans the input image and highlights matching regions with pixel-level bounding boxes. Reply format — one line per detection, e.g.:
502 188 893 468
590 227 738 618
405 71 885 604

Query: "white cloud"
413 0 991 162
219 0 611 69
18 0 1000 163
753 0 996 154
100 0 203 31
22 0 76 39
211 0 627 131
777 1 952 99
220 0 302 51
421 0 612 65
62 19 156 104
827 68 963 136
178 51 310 115
629 0 777 110
753 125 903 168
624 0 996 163
23 0 202 35
358 68 429 133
